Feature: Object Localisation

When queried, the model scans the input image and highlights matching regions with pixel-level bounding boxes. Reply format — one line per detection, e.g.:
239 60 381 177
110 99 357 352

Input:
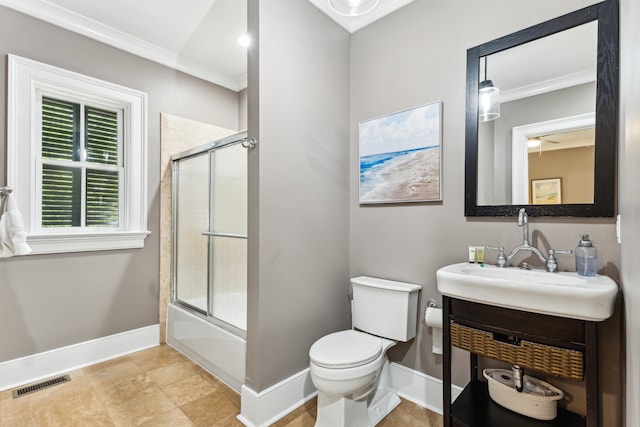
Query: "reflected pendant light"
329 0 379 16
479 57 500 122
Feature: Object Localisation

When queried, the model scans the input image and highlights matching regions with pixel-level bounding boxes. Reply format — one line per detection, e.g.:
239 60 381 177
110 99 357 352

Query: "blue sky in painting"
359 102 441 157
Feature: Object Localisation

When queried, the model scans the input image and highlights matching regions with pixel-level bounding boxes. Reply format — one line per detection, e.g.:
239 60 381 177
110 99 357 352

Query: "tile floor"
0 345 442 426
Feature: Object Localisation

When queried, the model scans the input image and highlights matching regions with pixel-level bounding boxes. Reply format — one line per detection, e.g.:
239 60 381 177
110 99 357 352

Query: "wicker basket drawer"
450 322 584 380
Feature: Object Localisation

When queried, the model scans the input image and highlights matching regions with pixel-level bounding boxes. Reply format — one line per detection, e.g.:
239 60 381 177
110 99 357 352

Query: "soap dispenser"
576 234 597 277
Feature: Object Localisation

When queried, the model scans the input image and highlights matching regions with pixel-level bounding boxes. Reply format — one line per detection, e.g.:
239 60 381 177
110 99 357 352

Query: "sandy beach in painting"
360 146 440 203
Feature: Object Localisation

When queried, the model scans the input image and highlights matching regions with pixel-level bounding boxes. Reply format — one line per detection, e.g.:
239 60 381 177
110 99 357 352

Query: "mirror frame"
465 0 618 217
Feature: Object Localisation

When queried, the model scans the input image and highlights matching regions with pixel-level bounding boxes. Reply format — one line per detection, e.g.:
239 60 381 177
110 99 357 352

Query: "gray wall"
0 6 240 362
246 0 351 391
350 0 621 421
619 0 640 425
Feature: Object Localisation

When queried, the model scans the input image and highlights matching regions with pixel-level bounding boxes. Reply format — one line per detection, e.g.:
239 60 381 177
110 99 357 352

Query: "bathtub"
166 303 246 392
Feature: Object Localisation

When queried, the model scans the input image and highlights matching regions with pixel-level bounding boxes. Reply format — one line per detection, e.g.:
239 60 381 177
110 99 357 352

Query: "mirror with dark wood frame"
465 0 618 217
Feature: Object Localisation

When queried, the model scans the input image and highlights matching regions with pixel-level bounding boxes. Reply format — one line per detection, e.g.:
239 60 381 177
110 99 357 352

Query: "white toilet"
309 276 422 427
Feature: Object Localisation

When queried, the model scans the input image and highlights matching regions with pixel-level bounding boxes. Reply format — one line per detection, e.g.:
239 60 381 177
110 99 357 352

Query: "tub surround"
158 113 236 343
166 303 246 393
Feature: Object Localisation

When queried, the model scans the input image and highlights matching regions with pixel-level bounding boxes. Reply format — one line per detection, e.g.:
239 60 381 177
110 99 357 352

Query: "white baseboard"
0 324 159 391
389 362 464 415
238 368 317 427
236 361 462 426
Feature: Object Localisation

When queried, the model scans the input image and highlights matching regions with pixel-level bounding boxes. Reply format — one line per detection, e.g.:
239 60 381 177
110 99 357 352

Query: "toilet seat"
310 330 383 369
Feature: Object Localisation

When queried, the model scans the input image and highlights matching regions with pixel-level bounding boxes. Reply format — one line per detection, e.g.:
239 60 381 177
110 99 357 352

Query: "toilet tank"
351 276 422 341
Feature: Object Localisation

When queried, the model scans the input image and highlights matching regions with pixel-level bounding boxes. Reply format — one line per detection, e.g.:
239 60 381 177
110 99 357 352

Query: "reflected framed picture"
358 101 442 204
531 178 562 204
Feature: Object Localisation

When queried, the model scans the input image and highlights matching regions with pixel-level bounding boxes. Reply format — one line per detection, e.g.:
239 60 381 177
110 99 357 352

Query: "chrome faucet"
497 208 572 272
506 208 548 266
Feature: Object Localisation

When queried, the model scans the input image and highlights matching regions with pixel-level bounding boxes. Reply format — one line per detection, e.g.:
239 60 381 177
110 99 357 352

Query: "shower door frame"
171 131 248 339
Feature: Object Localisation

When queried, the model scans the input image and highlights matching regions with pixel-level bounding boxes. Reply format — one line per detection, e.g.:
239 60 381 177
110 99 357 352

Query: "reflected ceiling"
488 21 597 102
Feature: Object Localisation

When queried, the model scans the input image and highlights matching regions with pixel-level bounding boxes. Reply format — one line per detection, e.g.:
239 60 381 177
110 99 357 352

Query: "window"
8 55 149 254
40 97 122 229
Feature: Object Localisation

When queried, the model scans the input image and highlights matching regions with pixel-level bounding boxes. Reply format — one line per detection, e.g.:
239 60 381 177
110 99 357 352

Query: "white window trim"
7 54 150 254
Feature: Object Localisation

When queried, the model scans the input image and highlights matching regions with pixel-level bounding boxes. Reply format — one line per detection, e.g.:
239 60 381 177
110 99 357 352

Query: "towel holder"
0 186 13 198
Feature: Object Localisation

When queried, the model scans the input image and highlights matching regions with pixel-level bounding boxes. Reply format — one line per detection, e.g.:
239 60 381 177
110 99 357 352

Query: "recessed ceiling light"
237 35 251 47
328 0 379 17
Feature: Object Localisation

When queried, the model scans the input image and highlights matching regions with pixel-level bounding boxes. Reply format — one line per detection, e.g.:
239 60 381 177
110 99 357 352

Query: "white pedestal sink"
437 262 618 321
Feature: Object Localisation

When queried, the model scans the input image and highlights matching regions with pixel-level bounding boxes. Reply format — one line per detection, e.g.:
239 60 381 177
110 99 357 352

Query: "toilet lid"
309 330 383 369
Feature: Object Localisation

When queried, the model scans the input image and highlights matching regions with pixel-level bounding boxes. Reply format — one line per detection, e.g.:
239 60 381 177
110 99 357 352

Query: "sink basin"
436 262 618 321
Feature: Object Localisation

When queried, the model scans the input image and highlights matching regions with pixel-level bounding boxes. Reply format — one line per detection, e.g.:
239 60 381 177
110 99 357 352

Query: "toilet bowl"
309 276 422 427
310 330 398 427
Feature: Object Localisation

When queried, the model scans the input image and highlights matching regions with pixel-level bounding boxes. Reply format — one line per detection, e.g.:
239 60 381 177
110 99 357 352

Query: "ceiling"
1 0 248 91
1 0 414 93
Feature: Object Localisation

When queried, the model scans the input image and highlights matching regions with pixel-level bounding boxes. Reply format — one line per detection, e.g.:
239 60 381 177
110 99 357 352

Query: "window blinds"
41 96 121 228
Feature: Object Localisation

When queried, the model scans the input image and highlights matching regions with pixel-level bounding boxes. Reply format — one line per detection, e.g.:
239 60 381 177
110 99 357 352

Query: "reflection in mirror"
465 0 618 217
527 127 595 204
477 22 597 206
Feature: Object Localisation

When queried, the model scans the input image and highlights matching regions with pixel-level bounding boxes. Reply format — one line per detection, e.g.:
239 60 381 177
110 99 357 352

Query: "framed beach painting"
359 101 443 204
531 178 562 204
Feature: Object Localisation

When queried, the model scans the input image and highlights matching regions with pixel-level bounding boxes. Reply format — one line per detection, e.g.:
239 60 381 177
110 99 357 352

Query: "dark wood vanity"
449 0 618 421
453 0 619 418
442 296 599 427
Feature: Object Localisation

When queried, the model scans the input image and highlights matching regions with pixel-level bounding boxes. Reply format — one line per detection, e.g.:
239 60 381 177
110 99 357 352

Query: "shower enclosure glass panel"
175 152 209 312
173 133 247 335
209 144 247 331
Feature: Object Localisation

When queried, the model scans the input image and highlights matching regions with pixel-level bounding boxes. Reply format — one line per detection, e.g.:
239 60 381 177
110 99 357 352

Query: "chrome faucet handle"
486 246 507 268
546 248 573 273
549 249 573 256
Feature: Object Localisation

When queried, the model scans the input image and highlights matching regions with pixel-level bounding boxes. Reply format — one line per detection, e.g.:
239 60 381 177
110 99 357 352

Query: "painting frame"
531 178 562 205
358 101 443 205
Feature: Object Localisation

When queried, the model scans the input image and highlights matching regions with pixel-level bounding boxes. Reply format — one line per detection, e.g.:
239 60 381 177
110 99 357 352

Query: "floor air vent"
12 374 71 398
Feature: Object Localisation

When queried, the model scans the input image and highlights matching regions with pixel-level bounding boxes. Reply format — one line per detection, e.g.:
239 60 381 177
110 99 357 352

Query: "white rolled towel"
0 193 32 257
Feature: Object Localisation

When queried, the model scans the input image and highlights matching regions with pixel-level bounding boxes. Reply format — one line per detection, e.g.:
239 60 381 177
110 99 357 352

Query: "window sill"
26 231 151 255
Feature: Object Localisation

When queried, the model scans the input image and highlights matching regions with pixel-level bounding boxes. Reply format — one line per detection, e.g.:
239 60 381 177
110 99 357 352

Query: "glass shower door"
174 151 209 313
207 143 247 331
173 134 247 335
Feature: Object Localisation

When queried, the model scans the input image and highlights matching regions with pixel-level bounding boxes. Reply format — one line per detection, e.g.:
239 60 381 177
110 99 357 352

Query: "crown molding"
0 0 246 91
500 68 596 103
